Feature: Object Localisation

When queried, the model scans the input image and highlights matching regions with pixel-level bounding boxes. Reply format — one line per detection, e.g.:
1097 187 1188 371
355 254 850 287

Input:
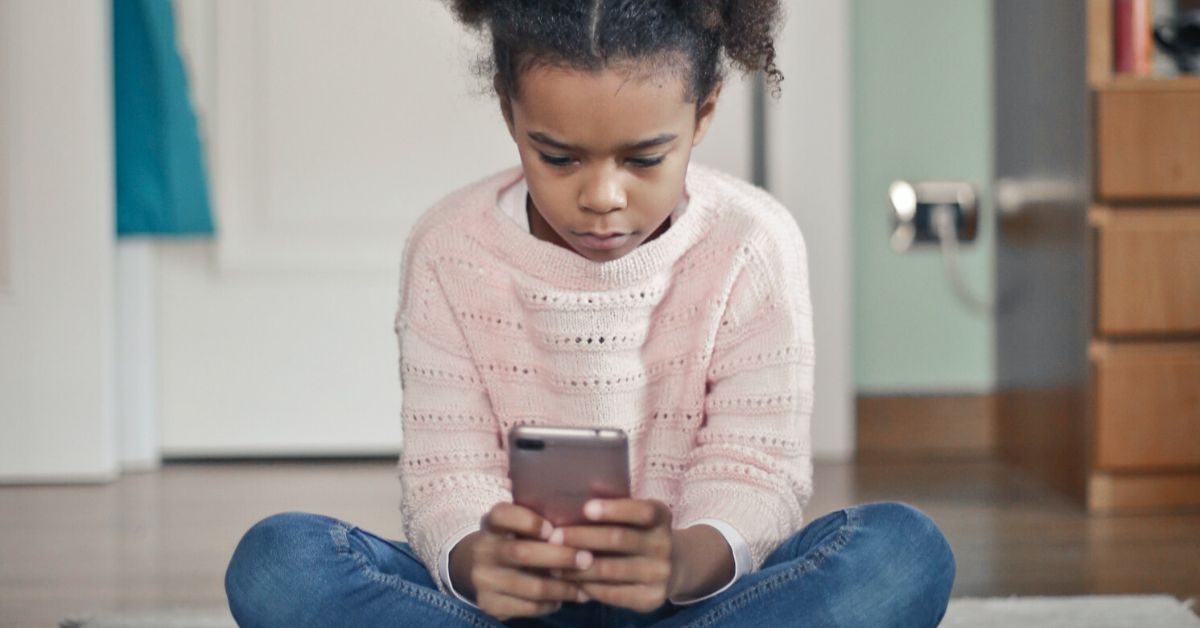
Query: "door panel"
0 2 118 481
993 0 1091 493
160 0 754 455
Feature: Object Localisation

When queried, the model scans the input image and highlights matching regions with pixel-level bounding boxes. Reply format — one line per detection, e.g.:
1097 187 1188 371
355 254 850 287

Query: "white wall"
851 0 994 394
0 1 850 481
0 1 118 483
153 0 757 458
767 0 854 460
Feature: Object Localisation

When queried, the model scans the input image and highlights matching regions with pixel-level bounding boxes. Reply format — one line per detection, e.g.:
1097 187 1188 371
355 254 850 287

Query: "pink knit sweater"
393 162 816 596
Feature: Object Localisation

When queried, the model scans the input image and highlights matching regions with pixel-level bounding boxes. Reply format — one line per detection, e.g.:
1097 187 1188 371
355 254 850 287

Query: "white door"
158 0 757 457
0 1 118 482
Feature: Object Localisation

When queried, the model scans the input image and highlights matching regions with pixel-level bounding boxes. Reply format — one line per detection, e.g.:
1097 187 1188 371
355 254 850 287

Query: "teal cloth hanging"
114 0 215 236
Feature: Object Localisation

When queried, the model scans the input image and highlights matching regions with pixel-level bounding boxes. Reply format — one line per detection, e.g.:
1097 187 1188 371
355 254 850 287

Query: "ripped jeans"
224 501 955 627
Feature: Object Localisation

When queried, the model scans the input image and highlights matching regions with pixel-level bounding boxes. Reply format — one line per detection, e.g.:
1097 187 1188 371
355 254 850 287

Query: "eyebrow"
527 131 678 153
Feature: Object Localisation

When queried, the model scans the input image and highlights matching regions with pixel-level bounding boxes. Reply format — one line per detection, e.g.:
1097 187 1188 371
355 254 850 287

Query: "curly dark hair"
446 0 785 103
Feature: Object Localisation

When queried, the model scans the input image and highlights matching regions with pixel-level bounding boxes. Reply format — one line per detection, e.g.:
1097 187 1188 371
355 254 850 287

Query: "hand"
550 498 681 613
454 502 590 621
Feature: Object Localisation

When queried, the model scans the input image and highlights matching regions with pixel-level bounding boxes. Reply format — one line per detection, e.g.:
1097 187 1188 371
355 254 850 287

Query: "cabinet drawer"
1091 342 1200 470
1096 87 1200 200
1091 207 1200 335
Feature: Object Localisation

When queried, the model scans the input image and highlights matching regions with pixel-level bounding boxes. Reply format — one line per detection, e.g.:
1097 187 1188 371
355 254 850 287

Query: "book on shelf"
1114 0 1154 75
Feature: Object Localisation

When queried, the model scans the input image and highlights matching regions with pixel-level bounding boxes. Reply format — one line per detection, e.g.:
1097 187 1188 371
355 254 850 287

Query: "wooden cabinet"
996 1 1200 513
1082 0 1200 510
1096 84 1200 200
1091 207 1200 335
1091 342 1200 470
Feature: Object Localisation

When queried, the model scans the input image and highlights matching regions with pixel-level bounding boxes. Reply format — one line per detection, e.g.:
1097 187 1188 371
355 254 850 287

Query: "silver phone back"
508 425 631 527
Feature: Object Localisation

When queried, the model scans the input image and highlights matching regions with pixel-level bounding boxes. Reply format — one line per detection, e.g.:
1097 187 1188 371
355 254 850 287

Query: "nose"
578 166 626 214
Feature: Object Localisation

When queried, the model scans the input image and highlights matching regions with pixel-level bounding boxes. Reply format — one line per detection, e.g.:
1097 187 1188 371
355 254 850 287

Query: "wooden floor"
1 458 1198 627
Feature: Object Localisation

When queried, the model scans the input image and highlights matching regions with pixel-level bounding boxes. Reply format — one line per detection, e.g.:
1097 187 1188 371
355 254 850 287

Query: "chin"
576 241 634 262
580 248 626 262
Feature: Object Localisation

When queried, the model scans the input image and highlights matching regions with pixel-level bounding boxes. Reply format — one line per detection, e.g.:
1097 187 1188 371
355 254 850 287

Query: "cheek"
524 175 574 225
635 173 686 214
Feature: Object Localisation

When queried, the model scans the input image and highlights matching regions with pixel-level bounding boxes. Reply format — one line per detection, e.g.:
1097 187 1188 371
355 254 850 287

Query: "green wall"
851 0 994 393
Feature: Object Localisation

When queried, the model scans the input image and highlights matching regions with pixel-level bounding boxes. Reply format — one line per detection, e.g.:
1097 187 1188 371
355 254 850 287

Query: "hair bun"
450 0 493 27
699 0 785 95
676 0 727 33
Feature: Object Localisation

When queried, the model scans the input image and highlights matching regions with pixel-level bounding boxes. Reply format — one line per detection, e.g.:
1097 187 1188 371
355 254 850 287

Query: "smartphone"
508 425 631 527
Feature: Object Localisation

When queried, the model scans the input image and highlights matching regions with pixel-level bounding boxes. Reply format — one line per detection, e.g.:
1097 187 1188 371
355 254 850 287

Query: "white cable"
930 204 993 316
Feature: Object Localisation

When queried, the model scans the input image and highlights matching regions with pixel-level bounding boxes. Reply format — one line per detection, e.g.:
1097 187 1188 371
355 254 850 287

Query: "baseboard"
1088 470 1200 513
856 393 996 459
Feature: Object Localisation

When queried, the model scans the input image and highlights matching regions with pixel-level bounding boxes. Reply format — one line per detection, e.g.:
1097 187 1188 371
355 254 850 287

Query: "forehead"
511 64 693 150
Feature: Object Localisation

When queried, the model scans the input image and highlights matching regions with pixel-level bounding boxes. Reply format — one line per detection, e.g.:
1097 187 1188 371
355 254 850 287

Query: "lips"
576 232 632 250
577 231 626 238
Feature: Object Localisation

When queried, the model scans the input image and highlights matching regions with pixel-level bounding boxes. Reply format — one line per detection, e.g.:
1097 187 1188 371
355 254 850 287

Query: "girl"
224 1 956 626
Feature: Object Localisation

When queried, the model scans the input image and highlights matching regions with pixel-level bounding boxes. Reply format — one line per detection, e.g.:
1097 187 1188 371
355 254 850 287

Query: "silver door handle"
994 177 1082 216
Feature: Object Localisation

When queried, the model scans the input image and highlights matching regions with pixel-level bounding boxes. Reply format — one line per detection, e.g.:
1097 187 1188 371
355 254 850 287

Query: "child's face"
500 64 720 262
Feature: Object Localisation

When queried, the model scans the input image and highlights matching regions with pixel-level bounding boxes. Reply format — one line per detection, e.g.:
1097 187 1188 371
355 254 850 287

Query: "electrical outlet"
887 180 979 253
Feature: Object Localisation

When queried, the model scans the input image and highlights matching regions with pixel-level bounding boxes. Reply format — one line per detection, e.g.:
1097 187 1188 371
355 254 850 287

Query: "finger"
582 498 665 528
558 556 669 585
476 590 562 620
497 538 589 571
484 503 554 540
479 565 584 603
551 524 646 555
580 581 666 614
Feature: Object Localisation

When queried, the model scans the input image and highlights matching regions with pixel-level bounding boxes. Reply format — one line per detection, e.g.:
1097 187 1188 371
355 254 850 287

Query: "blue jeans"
225 501 955 627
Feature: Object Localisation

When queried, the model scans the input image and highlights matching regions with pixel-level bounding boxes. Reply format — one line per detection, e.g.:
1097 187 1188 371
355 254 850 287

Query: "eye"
627 156 665 168
537 152 575 167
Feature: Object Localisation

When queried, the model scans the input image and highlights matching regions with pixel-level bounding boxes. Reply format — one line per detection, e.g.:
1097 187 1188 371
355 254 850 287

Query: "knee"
858 502 956 608
868 502 955 582
225 511 343 626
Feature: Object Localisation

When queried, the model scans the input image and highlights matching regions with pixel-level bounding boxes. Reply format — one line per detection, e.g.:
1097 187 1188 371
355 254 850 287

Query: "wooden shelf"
1089 205 1200 226
1090 338 1200 360
1095 76 1200 92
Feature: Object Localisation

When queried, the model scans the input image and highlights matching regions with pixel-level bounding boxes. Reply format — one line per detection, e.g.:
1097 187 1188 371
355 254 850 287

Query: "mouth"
575 231 633 250
575 230 627 238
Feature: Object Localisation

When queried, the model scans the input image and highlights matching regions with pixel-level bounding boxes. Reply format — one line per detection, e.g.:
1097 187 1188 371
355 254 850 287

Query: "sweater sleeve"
674 225 816 572
394 242 512 597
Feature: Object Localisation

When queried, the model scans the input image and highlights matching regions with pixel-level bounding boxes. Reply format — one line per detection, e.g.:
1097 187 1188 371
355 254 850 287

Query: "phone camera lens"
515 438 545 451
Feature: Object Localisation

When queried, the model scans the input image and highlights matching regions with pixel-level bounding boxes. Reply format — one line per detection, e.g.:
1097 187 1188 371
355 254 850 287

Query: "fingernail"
549 528 564 545
540 520 553 540
577 590 589 603
584 500 603 520
575 550 593 570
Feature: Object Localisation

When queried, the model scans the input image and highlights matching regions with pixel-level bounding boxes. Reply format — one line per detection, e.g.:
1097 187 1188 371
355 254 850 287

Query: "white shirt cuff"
438 523 483 609
668 518 753 606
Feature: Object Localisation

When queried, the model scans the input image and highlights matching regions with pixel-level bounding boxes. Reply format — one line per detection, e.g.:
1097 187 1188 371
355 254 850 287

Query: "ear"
495 74 517 141
691 80 722 147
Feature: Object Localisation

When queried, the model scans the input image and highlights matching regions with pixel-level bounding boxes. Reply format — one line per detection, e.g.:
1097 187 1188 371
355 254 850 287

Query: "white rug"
60 595 1200 627
941 595 1200 628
